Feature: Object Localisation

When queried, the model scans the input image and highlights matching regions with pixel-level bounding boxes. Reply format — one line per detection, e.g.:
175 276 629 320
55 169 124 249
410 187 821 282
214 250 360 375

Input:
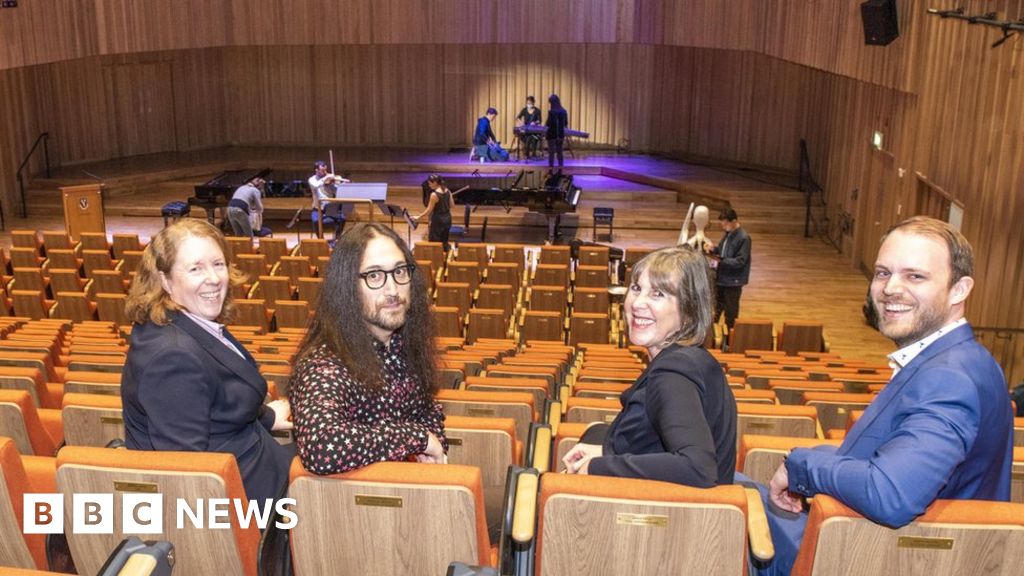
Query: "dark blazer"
473 116 495 146
545 107 568 140
712 226 751 286
122 311 293 503
589 344 737 487
786 323 1013 527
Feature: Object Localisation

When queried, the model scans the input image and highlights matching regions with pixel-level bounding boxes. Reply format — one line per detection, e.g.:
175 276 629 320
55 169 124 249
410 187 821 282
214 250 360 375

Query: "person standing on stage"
308 160 351 240
226 177 265 238
416 174 456 253
545 94 568 168
703 208 751 330
516 96 543 159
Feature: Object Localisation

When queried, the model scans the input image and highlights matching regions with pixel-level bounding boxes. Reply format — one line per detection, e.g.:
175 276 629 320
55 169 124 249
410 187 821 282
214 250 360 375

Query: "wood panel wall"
0 0 1020 378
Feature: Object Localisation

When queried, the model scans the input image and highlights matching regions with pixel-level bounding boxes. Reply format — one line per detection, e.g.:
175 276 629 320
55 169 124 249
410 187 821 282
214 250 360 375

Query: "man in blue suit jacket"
753 216 1013 575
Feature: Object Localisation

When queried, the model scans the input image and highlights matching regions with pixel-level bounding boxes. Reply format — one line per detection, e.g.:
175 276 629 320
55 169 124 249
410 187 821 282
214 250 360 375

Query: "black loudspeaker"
861 0 899 46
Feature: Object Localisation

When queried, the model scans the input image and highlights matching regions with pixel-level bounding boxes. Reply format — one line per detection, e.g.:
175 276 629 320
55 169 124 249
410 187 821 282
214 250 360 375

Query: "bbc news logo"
24 494 297 534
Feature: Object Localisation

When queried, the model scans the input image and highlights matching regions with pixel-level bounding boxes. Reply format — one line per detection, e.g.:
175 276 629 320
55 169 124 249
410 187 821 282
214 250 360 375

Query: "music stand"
379 203 416 245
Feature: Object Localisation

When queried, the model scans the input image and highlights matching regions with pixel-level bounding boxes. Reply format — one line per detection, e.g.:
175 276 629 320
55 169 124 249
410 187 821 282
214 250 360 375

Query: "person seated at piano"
226 177 265 238
308 160 351 240
546 94 569 168
472 108 507 162
516 96 542 159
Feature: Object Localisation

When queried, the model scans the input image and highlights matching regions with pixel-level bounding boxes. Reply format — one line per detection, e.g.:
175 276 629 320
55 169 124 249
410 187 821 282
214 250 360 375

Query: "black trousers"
547 138 564 167
715 285 743 329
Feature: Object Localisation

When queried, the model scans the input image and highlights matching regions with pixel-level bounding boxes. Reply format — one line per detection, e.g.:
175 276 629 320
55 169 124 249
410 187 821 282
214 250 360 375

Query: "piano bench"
593 207 614 242
161 201 191 227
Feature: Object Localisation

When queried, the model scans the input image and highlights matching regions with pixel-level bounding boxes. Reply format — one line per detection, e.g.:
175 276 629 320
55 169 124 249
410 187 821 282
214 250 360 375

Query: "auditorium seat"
81 249 119 279
802 392 875 434
738 434 844 486
520 311 564 343
9 249 47 270
736 404 820 448
232 299 272 333
61 393 123 447
288 460 495 574
47 269 92 299
62 371 121 397
538 244 571 267
1014 417 1024 447
41 230 75 252
118 249 144 277
571 381 631 400
436 389 537 443
574 264 608 289
0 389 60 456
530 473 772 575
447 260 482 294
111 234 143 259
791 495 1024 576
56 446 261 576
257 237 290 268
476 284 515 318
444 415 523 539
235 253 270 282
295 276 322 308
734 389 779 405
78 232 110 253
11 230 44 254
412 241 446 271
432 305 464 338
53 292 98 322
297 238 330 260
484 364 560 392
467 308 510 343
728 318 775 354
777 321 829 355
225 236 255 260
484 261 521 288
491 243 527 272
768 380 844 405
435 282 471 321
532 264 570 287
66 354 124 374
95 293 130 325
250 275 294 305
572 287 610 314
45 249 81 273
528 285 568 314
564 397 621 425
465 376 550 409
577 245 610 267
0 436 56 570
10 267 50 296
455 242 489 268
274 300 312 330
568 312 610 346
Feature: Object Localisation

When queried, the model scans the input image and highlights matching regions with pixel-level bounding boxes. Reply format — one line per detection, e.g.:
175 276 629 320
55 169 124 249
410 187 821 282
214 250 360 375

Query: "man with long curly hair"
289 223 447 474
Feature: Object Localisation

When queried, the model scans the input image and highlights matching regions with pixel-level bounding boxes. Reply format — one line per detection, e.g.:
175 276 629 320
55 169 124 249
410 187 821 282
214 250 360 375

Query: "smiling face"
159 235 229 322
359 235 412 343
870 230 973 347
625 269 683 358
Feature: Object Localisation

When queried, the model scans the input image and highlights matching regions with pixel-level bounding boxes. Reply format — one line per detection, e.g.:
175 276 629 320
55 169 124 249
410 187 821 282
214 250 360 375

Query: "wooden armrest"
745 488 775 562
511 472 539 544
531 426 552 473
248 281 261 299
547 401 561 435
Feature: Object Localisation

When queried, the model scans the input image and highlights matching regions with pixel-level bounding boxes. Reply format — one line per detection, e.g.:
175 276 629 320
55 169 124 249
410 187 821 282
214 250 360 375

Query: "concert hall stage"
22 146 806 244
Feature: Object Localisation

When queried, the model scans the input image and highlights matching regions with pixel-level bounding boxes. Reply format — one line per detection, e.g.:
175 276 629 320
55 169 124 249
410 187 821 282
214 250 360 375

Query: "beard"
366 295 409 333
873 296 948 348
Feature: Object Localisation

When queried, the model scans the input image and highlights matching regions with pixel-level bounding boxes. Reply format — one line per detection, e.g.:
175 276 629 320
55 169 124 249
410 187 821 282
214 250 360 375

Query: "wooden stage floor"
6 146 894 363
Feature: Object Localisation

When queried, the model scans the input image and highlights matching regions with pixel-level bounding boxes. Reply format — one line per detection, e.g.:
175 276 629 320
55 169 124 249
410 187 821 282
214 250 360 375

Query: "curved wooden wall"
0 0 1020 375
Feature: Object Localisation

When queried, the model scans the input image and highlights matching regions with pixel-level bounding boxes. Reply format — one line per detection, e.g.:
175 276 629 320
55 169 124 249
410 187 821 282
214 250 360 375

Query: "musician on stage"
309 160 351 239
416 174 457 253
545 94 569 168
516 96 543 159
472 108 507 162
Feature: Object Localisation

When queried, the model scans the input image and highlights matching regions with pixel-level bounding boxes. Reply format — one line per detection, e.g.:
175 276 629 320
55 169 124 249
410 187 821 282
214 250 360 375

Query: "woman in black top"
416 174 455 252
545 94 569 168
562 246 737 487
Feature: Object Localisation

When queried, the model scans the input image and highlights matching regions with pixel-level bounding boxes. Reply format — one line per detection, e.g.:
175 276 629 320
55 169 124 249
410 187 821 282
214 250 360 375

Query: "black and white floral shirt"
290 333 447 475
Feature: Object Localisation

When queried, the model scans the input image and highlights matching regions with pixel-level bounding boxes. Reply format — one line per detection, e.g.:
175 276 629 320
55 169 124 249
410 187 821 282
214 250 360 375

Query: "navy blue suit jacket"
122 311 293 503
786 323 1012 527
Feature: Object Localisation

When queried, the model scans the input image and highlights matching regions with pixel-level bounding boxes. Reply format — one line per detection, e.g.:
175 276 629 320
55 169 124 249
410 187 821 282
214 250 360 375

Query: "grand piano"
424 170 582 242
190 168 272 227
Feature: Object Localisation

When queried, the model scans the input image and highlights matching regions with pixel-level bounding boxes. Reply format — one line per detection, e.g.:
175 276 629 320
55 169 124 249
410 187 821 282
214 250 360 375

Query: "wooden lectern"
60 183 106 242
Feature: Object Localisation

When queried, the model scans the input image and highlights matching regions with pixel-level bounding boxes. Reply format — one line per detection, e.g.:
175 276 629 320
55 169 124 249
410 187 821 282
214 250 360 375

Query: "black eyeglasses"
359 264 415 290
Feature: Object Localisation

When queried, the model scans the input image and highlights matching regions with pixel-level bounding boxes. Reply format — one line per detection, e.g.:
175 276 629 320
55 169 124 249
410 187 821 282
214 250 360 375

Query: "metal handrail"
15 131 51 219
